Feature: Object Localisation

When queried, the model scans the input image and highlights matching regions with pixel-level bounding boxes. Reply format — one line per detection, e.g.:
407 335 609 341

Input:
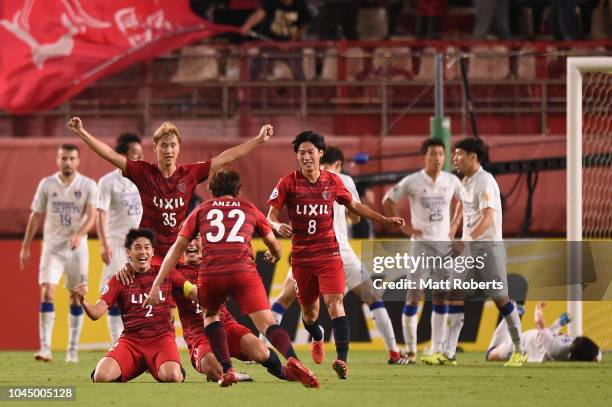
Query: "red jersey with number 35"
100 265 186 339
123 160 211 257
268 170 352 265
179 197 272 277
173 261 239 348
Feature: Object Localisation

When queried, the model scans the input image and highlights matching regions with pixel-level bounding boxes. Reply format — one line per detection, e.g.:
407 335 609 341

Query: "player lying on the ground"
143 170 319 388
73 228 192 383
267 131 405 379
266 146 410 365
486 302 602 363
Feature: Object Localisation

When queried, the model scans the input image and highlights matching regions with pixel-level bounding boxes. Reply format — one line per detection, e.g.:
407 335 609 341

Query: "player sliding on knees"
67 117 273 265
143 170 319 388
267 131 405 379
487 302 602 363
171 233 319 383
74 229 191 383
266 146 411 365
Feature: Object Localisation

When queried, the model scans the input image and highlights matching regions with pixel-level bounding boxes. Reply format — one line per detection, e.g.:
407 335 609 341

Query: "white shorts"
39 241 89 290
99 243 129 292
341 249 368 292
407 241 453 288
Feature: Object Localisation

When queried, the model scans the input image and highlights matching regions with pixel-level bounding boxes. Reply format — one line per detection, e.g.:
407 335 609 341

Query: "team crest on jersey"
322 190 329 200
269 188 279 200
74 190 81 198
177 182 186 193
102 284 110 295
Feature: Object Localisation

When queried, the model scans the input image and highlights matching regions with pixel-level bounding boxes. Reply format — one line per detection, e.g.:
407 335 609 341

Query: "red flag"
0 0 237 114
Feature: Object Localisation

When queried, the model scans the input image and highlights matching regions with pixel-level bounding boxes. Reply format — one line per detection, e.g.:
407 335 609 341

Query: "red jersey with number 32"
173 261 239 348
100 265 186 339
123 160 211 257
179 197 272 277
268 170 352 265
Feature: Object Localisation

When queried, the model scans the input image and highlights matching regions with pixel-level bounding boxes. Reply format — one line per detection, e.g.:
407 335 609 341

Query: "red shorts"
292 260 345 306
198 272 270 315
189 320 253 372
105 332 182 382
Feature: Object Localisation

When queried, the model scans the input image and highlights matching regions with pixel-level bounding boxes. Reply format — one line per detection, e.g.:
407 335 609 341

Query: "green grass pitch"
1 350 610 407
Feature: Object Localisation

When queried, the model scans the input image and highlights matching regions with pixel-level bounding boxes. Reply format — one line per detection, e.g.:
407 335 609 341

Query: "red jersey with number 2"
179 197 272 277
123 160 211 257
268 170 352 266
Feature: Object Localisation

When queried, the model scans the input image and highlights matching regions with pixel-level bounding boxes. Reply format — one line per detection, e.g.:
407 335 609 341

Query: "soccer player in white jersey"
96 133 143 344
19 144 97 363
266 146 410 365
382 138 463 363
487 302 602 363
427 137 527 367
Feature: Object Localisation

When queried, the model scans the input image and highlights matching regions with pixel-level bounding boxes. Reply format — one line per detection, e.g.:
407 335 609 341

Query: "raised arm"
348 200 405 228
209 125 273 174
73 282 108 321
20 211 43 271
267 206 292 238
67 117 127 171
143 236 190 307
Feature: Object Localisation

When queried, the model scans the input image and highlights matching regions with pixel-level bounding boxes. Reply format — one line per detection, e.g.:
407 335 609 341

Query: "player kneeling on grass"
73 228 192 383
487 302 602 363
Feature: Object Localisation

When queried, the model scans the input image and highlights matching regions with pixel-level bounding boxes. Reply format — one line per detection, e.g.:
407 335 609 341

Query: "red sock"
204 321 232 372
266 325 297 359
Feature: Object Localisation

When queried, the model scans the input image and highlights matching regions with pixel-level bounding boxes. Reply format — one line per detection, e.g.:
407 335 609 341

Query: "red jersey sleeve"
254 206 273 236
331 173 353 205
267 176 288 210
100 278 121 308
179 207 200 240
185 161 212 183
169 269 187 288
123 159 153 185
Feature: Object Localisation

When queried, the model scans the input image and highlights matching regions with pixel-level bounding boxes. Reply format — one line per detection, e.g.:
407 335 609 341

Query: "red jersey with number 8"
268 170 352 265
179 197 272 276
123 160 211 257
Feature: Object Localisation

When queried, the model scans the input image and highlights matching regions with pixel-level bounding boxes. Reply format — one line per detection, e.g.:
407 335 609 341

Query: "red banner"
0 0 236 114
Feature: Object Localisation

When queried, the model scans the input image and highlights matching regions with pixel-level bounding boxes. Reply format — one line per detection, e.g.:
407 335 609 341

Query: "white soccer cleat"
234 372 254 382
65 349 79 363
34 348 52 362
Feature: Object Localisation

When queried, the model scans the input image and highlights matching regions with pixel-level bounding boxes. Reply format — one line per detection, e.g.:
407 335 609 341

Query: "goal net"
567 57 612 350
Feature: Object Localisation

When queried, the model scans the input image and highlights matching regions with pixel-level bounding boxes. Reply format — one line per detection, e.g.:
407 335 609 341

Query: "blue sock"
432 304 449 314
498 302 515 317
70 305 83 316
40 302 54 313
369 301 385 311
448 305 465 314
271 302 287 315
332 316 350 362
402 304 418 316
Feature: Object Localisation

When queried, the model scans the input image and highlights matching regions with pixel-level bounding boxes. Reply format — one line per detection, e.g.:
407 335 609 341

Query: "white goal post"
566 57 612 337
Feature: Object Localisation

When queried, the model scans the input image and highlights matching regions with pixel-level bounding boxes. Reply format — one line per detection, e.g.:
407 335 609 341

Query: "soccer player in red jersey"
174 234 317 384
73 228 194 383
67 117 272 262
267 131 405 379
145 170 319 388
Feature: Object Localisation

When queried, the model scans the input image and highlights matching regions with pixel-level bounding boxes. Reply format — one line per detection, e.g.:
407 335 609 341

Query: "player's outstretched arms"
261 231 282 263
346 200 405 229
20 211 42 270
209 124 273 173
143 237 189 308
267 207 292 238
67 117 127 172
73 283 108 321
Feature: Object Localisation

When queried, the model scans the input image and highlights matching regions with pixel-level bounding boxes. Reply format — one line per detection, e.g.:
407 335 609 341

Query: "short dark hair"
124 228 156 250
59 143 79 154
420 138 446 155
569 336 600 361
292 131 326 153
209 169 242 197
115 133 141 155
321 146 344 165
454 137 487 163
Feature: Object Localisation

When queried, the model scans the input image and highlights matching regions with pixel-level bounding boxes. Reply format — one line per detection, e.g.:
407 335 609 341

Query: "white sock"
107 314 123 345
68 306 84 352
39 304 55 350
430 306 448 353
443 309 464 359
370 303 399 353
502 307 524 353
401 304 419 353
